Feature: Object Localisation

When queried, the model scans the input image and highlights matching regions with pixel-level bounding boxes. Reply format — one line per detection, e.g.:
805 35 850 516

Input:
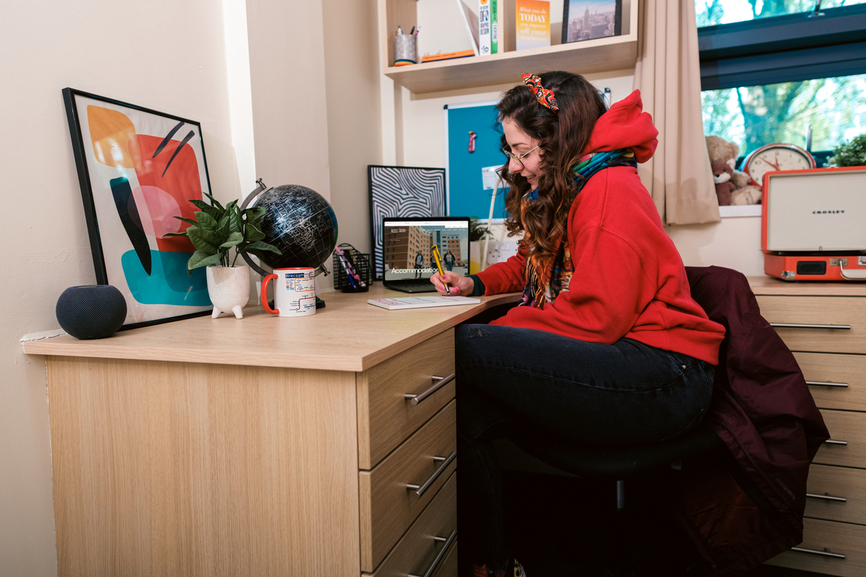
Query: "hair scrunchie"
521 73 559 113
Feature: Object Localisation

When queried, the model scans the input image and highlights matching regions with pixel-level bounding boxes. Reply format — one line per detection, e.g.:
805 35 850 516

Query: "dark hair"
496 71 607 262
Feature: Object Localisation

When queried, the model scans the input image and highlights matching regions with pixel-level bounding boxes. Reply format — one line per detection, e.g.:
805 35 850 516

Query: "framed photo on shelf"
367 165 447 280
562 0 622 44
62 88 214 330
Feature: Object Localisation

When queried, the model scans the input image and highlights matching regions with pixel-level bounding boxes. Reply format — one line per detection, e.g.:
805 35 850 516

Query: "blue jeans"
455 323 715 571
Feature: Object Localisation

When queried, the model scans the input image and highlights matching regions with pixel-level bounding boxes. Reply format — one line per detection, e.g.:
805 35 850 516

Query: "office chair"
503 266 745 575
509 266 734 511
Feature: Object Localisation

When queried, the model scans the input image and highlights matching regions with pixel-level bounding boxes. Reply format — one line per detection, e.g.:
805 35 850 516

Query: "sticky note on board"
482 165 501 190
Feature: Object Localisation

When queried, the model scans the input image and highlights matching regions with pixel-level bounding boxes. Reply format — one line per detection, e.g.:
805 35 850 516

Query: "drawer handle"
408 530 457 577
824 439 848 446
406 451 457 497
806 381 849 388
769 322 851 330
807 492 847 502
405 373 456 406
790 546 846 560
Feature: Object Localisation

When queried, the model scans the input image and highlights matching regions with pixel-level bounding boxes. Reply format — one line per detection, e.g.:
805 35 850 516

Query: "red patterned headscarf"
521 73 559 113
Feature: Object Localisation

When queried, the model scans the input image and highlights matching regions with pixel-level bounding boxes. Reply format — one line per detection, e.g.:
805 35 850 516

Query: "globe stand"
241 179 334 310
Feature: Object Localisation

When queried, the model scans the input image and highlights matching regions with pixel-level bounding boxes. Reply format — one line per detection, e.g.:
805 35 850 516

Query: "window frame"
698 4 866 90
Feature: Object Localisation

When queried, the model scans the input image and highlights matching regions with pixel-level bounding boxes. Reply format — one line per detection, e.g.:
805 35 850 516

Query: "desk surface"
23 287 519 372
25 277 864 371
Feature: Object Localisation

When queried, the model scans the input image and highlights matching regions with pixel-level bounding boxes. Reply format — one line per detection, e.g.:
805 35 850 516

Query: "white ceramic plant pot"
206 265 250 319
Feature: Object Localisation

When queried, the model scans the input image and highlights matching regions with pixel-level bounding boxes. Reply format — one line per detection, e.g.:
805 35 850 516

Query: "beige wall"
1 0 764 573
1 0 379 574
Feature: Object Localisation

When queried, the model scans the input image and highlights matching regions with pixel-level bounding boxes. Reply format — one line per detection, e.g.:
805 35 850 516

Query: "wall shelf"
379 0 639 94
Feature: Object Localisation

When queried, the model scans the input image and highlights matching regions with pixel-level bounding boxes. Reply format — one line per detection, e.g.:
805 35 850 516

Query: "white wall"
0 0 364 573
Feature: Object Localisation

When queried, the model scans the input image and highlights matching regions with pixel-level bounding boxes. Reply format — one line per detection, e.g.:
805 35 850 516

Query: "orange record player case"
761 166 866 281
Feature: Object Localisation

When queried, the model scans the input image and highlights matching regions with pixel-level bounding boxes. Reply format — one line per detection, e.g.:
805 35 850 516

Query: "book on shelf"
421 49 477 63
455 0 480 55
479 0 501 55
515 0 550 51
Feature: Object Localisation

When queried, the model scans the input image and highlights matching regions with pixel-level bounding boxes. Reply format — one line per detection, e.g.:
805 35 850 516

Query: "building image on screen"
383 221 469 281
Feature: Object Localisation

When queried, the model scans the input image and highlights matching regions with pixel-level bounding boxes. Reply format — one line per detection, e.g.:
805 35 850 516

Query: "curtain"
633 0 720 225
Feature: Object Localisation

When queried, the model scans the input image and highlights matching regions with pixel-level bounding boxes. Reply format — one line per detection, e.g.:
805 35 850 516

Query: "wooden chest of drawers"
751 279 866 577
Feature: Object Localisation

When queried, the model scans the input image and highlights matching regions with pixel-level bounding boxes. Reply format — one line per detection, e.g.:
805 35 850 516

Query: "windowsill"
719 205 762 218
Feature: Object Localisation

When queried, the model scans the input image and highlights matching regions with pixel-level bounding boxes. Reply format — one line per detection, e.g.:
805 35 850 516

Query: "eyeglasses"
501 145 539 169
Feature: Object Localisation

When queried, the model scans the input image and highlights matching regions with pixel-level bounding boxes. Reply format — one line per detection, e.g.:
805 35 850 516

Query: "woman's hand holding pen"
431 272 474 296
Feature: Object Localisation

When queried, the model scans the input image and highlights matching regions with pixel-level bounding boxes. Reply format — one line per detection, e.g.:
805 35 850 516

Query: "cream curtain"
633 0 720 225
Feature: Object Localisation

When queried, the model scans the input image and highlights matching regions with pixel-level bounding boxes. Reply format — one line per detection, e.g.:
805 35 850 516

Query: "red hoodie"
476 90 725 364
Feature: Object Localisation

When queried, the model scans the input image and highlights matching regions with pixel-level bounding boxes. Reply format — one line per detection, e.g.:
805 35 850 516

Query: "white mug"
261 267 317 317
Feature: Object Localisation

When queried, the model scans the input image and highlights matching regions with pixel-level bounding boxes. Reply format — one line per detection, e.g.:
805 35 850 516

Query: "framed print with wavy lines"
367 165 447 280
62 88 214 330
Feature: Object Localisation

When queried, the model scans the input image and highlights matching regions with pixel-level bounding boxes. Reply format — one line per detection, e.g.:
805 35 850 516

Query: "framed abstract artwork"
62 88 213 329
367 165 447 280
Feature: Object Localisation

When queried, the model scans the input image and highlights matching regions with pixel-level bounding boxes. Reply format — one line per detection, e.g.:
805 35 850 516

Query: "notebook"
381 217 471 293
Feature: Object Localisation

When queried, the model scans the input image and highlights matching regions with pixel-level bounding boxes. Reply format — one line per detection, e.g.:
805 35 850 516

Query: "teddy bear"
706 135 763 205
711 160 736 206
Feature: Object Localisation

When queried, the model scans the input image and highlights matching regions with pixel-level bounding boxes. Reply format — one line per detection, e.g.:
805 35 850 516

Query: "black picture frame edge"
367 164 448 281
561 0 623 45
61 87 215 331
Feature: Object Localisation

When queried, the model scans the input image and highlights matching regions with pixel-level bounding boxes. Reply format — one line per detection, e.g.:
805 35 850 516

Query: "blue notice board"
445 102 509 222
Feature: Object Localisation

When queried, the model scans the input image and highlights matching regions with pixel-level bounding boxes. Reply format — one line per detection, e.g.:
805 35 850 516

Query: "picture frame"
562 0 622 44
62 88 214 330
367 165 447 280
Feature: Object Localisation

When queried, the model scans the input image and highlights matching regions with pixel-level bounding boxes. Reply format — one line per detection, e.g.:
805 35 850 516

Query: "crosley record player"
762 167 866 281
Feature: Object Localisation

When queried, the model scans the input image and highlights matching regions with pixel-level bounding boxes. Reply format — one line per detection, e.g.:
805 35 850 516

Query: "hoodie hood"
585 89 658 163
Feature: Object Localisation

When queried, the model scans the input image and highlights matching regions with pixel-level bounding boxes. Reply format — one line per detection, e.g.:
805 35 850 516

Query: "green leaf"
186 224 222 254
189 200 222 220
202 191 225 212
162 231 187 238
220 231 244 249
245 240 282 255
187 250 222 272
228 205 242 234
244 222 266 242
172 216 198 227
195 210 220 232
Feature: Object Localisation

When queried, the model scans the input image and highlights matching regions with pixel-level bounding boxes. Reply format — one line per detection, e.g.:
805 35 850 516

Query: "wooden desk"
24 287 518 577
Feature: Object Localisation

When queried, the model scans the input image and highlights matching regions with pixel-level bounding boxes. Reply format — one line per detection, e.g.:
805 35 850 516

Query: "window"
698 1 866 164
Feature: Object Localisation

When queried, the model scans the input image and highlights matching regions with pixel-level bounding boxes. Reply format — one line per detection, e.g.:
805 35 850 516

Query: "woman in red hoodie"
431 72 726 577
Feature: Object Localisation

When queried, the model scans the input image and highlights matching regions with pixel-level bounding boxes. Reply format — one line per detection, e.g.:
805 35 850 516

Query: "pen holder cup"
393 34 416 66
332 245 372 293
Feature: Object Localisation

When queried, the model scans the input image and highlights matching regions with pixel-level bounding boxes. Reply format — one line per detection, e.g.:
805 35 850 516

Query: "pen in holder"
332 243 371 292
393 34 416 66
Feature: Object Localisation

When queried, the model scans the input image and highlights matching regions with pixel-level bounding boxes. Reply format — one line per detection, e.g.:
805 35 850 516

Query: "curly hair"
497 71 607 262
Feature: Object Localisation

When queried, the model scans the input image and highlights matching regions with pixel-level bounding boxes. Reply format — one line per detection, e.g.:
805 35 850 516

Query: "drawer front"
814 409 866 469
431 540 457 577
805 464 866 524
363 471 457 577
756 295 866 354
795 352 866 412
358 329 455 469
766 517 866 577
359 401 457 572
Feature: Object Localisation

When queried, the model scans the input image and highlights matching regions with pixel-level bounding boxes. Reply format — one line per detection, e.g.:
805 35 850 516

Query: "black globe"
253 184 338 270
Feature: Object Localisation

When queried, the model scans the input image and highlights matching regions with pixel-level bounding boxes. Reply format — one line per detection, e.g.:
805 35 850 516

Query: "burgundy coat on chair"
678 266 830 575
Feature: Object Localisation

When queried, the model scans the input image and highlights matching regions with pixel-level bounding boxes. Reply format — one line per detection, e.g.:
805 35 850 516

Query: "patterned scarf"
519 149 637 308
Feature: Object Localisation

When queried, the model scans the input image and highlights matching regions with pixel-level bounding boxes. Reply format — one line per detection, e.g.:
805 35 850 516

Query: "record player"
762 167 866 281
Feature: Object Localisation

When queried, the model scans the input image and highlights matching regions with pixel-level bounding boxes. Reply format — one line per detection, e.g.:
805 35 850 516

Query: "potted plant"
828 134 866 167
468 216 494 272
164 192 281 319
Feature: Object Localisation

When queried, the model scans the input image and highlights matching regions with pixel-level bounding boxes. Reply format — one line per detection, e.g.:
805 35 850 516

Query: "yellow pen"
431 245 450 294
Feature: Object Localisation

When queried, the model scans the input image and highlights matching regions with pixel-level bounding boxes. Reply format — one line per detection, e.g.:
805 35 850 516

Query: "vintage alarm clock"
743 143 816 187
